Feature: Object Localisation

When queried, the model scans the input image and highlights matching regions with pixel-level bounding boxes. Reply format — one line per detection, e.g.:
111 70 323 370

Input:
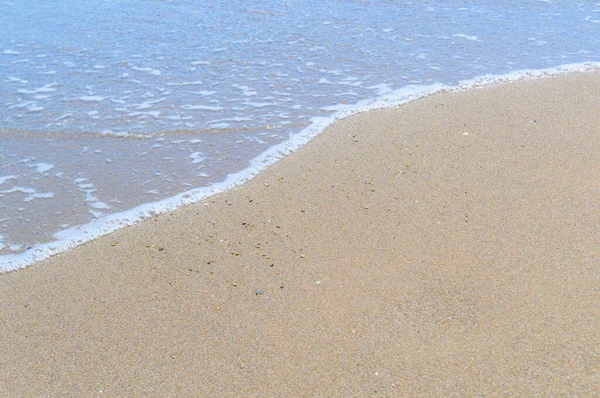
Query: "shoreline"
1 71 599 395
2 62 599 273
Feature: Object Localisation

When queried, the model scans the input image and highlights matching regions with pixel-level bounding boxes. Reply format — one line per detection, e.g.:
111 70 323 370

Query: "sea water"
1 0 599 271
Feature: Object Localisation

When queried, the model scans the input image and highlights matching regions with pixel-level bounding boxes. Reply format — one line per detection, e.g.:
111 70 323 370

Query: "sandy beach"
1 71 599 396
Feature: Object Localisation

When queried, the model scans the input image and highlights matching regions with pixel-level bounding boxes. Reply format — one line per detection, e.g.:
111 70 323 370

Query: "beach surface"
1 72 599 396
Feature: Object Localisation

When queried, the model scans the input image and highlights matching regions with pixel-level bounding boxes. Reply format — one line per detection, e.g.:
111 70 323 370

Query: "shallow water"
1 0 600 271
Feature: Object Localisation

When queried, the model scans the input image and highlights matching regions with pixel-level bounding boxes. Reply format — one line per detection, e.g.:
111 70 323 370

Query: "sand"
1 71 599 396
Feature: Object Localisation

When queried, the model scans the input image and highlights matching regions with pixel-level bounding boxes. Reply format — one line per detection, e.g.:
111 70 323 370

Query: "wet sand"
1 71 599 396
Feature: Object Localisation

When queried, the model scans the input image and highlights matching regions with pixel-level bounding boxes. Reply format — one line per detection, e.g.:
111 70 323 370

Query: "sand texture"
1 72 599 396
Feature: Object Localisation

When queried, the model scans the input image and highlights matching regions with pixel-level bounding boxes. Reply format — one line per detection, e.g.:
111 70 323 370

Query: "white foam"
245 102 273 108
31 163 54 173
90 201 110 210
135 98 167 109
24 192 54 202
128 111 161 117
208 122 230 128
73 179 113 215
167 81 204 86
0 186 36 195
7 76 28 84
209 116 252 124
0 175 18 185
17 83 57 94
132 66 162 76
55 113 72 121
79 96 106 102
453 33 481 42
190 91 216 96
190 152 205 164
182 105 223 111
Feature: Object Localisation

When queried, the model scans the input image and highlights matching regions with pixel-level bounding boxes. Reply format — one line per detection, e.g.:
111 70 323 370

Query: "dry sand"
1 71 599 396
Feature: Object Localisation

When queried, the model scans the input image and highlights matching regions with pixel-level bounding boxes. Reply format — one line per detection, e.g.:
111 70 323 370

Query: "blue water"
1 0 600 271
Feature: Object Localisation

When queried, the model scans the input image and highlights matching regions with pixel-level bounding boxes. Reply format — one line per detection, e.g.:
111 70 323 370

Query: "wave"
1 61 599 272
